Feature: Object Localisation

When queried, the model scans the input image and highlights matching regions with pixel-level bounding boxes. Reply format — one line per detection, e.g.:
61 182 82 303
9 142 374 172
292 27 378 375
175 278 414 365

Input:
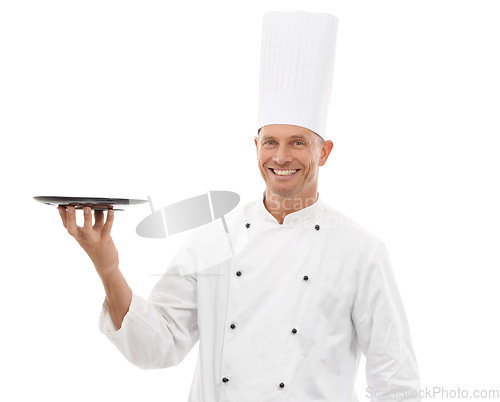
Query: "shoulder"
318 201 384 253
318 202 393 285
223 197 260 227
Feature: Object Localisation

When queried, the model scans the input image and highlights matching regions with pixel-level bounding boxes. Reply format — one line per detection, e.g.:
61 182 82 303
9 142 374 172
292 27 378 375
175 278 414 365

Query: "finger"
102 209 114 237
58 207 67 229
66 206 79 237
94 210 104 231
82 206 93 234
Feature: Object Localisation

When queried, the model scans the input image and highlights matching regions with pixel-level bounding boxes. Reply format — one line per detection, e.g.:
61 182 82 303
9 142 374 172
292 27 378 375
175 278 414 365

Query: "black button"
303 275 309 281
291 328 297 334
236 271 242 277
245 222 251 228
315 224 320 231
222 377 229 383
230 323 236 330
279 382 285 389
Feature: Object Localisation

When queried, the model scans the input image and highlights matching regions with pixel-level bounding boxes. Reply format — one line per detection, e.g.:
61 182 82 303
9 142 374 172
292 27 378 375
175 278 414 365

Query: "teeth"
273 169 298 176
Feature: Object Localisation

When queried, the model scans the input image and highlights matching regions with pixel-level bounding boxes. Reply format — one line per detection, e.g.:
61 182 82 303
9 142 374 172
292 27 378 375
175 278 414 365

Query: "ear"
318 140 334 167
254 136 259 155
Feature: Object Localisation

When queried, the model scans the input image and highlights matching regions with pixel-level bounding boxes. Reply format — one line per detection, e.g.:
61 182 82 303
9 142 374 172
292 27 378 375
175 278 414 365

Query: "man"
58 11 420 401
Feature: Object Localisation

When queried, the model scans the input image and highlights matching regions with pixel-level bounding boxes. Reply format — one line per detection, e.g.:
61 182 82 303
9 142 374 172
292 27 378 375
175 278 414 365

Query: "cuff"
98 291 141 336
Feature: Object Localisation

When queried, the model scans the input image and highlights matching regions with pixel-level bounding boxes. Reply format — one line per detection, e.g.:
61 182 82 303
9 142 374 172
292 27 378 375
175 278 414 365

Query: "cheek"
300 150 318 169
257 150 272 164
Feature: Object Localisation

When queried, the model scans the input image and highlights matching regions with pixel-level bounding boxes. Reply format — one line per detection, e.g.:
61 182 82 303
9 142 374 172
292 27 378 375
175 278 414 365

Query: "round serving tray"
33 196 147 211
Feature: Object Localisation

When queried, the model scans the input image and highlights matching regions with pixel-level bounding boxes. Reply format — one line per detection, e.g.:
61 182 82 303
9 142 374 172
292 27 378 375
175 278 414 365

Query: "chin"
267 185 301 198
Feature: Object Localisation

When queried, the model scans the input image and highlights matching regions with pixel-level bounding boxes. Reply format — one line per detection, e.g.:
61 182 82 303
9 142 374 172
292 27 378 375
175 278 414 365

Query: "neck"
263 190 319 224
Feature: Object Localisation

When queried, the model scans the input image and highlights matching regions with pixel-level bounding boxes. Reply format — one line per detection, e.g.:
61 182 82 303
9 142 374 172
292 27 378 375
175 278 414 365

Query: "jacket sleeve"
98 232 200 370
351 240 421 401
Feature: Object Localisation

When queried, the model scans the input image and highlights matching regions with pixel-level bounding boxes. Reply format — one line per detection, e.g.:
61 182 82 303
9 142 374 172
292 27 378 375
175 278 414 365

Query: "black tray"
33 196 147 211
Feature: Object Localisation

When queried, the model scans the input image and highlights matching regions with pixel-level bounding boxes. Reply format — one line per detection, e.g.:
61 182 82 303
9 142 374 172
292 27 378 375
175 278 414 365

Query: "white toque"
257 11 339 139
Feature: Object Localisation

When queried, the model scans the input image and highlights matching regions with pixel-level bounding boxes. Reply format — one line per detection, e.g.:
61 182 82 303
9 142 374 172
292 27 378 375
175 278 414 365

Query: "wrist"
96 263 120 284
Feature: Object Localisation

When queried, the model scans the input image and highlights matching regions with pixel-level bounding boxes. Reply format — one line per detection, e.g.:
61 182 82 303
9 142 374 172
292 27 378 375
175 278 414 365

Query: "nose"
272 144 293 165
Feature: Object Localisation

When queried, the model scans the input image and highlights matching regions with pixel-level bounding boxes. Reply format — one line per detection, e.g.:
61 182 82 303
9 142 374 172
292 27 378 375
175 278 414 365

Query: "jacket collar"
255 192 323 227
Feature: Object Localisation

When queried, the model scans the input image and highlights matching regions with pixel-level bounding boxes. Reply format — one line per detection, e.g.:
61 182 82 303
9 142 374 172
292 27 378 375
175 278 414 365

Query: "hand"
58 206 119 280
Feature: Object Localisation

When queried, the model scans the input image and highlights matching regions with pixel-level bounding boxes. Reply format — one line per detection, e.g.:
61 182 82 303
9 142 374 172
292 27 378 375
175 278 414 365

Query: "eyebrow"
260 134 308 141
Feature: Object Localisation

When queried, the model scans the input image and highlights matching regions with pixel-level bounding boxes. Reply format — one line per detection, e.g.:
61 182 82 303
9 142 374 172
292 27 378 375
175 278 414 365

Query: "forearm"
353 241 421 400
98 270 200 370
99 266 132 330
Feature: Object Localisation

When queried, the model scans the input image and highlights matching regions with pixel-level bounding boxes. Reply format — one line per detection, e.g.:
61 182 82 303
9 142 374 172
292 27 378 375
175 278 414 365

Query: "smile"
269 168 299 176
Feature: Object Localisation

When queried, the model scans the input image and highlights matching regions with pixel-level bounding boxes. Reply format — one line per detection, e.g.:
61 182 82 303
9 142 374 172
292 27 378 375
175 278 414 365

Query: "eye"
264 140 276 146
294 141 305 146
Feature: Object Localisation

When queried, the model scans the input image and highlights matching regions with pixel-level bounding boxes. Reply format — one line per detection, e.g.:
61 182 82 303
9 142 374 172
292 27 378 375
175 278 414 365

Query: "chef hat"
257 11 339 139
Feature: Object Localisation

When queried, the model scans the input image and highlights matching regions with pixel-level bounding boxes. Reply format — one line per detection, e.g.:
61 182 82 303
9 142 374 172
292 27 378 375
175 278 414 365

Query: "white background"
1 0 499 401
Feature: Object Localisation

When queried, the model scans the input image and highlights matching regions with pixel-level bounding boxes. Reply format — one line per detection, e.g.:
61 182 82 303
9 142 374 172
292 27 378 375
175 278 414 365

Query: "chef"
58 10 421 402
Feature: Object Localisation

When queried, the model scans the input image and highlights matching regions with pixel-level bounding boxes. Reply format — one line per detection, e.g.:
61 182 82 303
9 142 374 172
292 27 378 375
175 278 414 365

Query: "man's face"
254 124 333 200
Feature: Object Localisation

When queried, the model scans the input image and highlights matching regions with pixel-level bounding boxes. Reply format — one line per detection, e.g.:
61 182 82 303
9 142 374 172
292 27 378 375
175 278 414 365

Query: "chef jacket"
99 193 421 401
